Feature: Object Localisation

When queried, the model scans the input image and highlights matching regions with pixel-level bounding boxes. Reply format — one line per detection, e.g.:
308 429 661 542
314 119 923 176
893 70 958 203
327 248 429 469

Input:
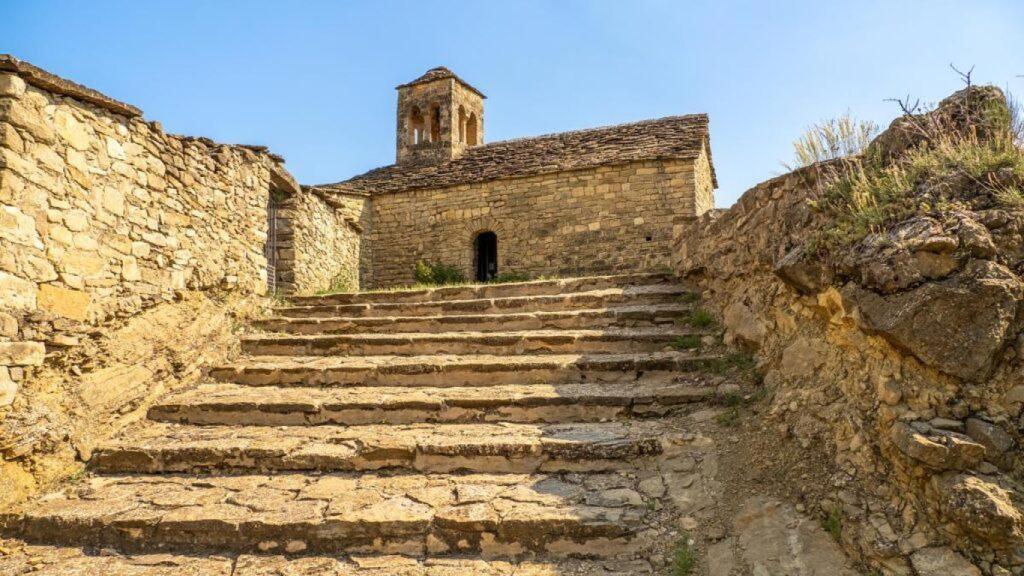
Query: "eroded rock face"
676 85 1024 574
775 244 830 295
843 260 1023 381
935 473 1023 549
910 546 982 576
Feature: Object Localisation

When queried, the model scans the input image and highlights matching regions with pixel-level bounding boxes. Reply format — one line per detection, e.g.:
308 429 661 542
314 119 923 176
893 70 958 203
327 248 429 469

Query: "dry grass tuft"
785 114 879 170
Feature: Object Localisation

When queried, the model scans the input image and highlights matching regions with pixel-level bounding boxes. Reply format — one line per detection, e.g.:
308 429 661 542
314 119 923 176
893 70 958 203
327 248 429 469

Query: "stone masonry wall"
0 61 296 507
274 188 369 294
369 158 702 287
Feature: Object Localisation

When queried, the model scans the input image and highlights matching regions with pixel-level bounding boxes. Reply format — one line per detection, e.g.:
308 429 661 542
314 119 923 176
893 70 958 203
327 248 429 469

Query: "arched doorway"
474 231 497 282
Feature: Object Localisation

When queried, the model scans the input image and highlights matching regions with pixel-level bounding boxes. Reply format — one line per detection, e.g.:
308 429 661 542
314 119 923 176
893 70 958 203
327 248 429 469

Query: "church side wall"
274 190 369 294
368 158 701 287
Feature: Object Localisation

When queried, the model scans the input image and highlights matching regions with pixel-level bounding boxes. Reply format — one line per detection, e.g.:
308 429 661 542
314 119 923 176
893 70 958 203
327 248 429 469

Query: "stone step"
90 421 668 474
0 544 654 575
149 381 714 426
253 304 691 335
275 284 688 318
210 352 723 388
239 328 704 357
0 472 652 557
289 272 674 305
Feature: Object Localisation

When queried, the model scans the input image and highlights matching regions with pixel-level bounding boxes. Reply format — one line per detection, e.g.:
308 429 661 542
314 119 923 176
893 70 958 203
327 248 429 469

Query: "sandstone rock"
63 209 89 232
36 283 91 321
723 300 765 348
732 496 859 575
0 270 37 310
910 546 981 576
965 418 1015 461
52 108 92 151
1004 385 1024 406
774 245 829 294
2 98 55 144
777 337 828 381
0 367 16 406
890 422 985 471
877 379 903 406
956 214 997 259
843 260 1023 381
937 474 1023 547
0 72 27 97
0 341 45 366
842 217 961 294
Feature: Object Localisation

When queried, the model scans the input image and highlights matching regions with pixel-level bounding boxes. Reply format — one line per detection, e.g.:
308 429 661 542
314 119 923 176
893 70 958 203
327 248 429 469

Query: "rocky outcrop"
676 86 1024 575
842 259 1022 381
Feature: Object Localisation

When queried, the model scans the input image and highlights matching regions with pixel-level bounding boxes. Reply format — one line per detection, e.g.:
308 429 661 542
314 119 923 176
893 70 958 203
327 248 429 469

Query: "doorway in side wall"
474 231 497 282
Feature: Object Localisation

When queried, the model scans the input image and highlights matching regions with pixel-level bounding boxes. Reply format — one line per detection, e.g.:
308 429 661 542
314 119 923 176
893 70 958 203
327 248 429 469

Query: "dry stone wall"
369 156 711 287
0 59 307 507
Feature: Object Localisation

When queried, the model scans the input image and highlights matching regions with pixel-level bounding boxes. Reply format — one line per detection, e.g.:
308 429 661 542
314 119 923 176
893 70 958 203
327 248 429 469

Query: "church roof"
396 66 486 98
317 114 715 196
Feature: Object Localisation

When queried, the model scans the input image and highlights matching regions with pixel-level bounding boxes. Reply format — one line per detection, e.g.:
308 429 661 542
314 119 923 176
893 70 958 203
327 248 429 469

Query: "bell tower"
396 67 485 166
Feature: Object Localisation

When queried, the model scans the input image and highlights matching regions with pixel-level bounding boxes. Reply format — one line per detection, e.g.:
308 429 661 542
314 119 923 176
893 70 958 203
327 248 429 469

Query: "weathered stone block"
0 270 37 309
965 418 1015 460
910 547 981 576
36 283 90 321
0 341 45 366
0 204 43 249
0 73 26 98
52 108 92 151
0 366 15 406
3 98 55 144
936 473 1023 547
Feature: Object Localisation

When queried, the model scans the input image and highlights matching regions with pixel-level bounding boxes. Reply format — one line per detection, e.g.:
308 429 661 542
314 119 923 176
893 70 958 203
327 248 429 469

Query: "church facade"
313 67 717 288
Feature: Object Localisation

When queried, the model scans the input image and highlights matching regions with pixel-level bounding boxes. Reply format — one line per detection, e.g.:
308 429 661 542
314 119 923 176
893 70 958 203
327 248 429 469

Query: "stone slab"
90 421 669 474
1 472 649 556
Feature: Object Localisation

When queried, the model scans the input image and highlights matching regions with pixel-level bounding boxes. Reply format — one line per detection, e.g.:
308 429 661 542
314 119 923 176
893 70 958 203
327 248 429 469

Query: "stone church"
308 67 717 288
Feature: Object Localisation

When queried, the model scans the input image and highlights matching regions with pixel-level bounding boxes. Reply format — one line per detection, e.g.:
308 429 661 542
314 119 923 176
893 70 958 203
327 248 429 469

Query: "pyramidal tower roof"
396 66 486 98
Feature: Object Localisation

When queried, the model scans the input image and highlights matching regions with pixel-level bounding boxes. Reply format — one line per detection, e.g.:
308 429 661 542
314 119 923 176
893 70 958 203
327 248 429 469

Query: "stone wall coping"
1 54 288 165
0 53 143 118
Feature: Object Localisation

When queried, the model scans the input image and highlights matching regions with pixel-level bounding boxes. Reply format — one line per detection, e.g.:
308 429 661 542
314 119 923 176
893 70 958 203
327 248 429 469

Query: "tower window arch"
408 106 425 144
466 112 478 146
430 104 441 143
458 106 467 143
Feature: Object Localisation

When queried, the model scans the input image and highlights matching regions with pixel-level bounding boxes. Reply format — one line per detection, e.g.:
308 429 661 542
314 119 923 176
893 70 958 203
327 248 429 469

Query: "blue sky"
2 1 1022 206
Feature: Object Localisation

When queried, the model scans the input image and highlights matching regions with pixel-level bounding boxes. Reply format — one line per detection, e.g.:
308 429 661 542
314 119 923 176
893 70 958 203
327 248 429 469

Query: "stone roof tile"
396 66 486 98
318 114 715 195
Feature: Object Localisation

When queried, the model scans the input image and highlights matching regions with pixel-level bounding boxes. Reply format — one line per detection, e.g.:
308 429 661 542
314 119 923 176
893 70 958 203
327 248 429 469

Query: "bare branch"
884 96 921 116
950 63 975 87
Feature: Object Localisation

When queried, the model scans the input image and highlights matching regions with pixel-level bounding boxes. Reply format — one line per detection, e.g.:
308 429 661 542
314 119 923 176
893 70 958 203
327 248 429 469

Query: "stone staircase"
0 272 730 574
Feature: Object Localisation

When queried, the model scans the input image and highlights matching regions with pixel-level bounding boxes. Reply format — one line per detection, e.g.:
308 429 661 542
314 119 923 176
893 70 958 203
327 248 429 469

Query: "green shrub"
688 308 715 328
716 406 741 427
414 260 466 286
822 506 843 542
672 535 697 575
671 335 701 350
